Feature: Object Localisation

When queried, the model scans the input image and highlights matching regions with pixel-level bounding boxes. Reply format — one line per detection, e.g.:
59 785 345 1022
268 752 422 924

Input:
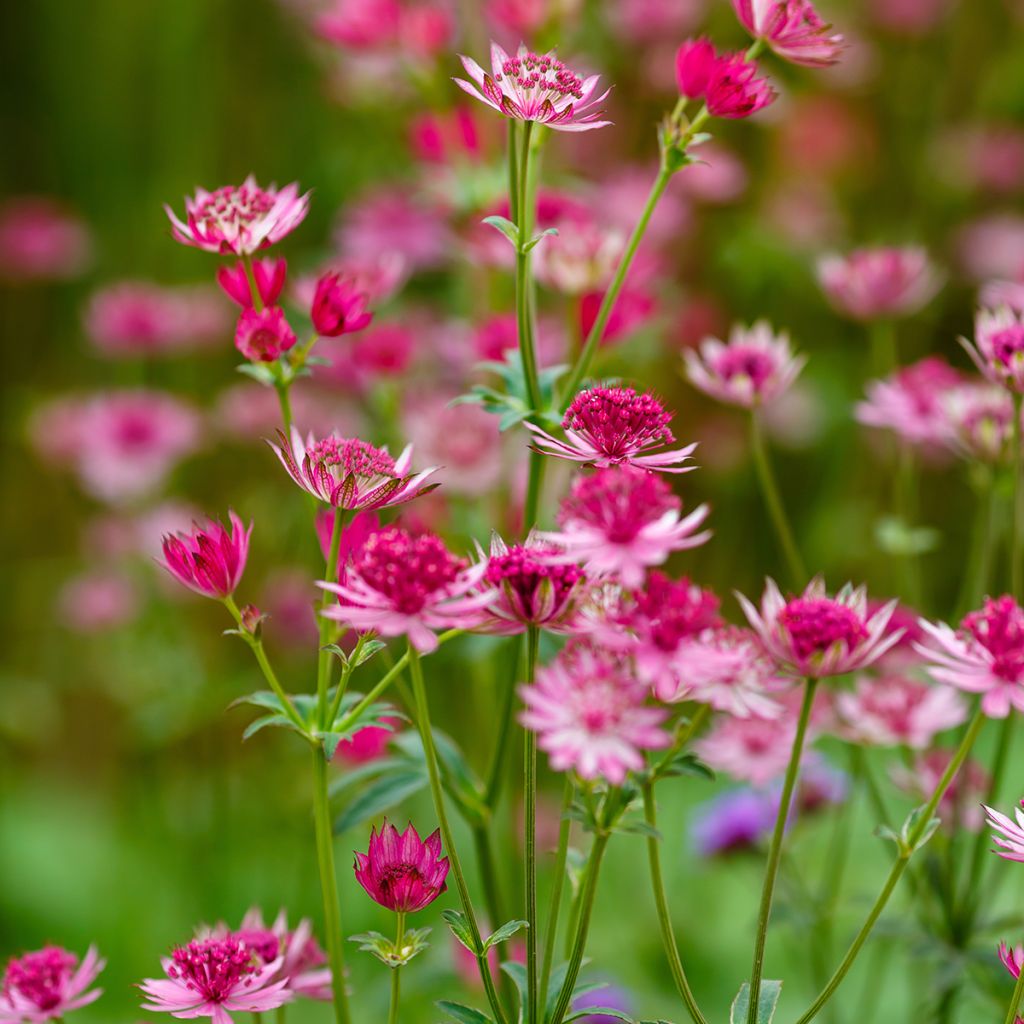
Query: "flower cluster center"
486 545 582 618
633 572 720 650
563 387 674 459
712 346 776 388
167 939 257 1003
963 595 1024 682
3 948 75 1010
778 597 869 661
355 528 465 614
497 51 584 100
195 185 274 230
560 468 679 543
308 437 397 479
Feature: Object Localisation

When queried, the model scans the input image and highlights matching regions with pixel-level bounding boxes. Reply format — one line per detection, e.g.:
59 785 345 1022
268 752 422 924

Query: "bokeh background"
3 1 1024 1022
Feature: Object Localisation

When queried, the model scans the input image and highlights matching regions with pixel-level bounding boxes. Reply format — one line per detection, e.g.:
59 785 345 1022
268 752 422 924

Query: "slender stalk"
539 777 574 1014
642 782 709 1024
241 253 265 312
523 626 540 1024
471 824 506 939
522 451 547 535
652 704 712 776
275 1007 287 1024
1013 393 1023 599
326 636 364 728
275 383 294 431
746 679 818 1024
484 637 522 808
513 121 542 416
955 467 996 616
317 509 346 727
1004 949 1024 1024
793 708 986 1024
749 411 807 588
507 121 520 229
388 911 405 1024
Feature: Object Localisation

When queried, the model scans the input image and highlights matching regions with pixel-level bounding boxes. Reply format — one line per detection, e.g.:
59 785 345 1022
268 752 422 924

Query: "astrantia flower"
675 38 718 99
817 247 940 321
519 643 669 784
704 53 776 120
738 577 902 678
455 43 611 132
526 386 698 473
695 713 803 786
139 938 291 1024
165 176 309 256
0 197 92 282
984 801 1024 862
0 946 104 1023
353 820 449 913
917 596 1024 718
333 718 402 765
691 787 778 857
538 467 711 589
159 510 252 599
319 527 494 652
311 272 373 337
999 944 1024 994
963 306 1024 394
732 0 844 67
941 382 1017 463
217 258 287 309
234 307 297 363
684 321 805 408
270 427 438 511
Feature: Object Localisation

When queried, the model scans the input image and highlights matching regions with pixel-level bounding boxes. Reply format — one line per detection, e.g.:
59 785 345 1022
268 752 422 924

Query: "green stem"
317 509 346 728
388 911 404 1024
955 467 996 616
793 708 986 1024
1013 393 1023 600
326 636 363 728
275 382 294 431
652 704 711 776
484 637 522 808
869 319 897 379
472 824 506 940
275 1006 287 1024
508 121 520 229
524 626 540 1024
746 679 818 1024
749 411 807 588
513 120 542 417
1005 948 1024 1024
522 450 547 536
539 777 574 1014
241 252 264 312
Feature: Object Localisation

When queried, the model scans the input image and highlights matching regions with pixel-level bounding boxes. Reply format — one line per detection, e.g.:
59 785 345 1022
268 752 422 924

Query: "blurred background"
3 0 1024 1022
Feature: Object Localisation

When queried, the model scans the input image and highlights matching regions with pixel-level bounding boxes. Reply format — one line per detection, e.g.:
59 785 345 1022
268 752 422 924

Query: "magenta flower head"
159 511 252 599
520 643 670 784
963 307 1024 394
684 321 805 408
217 258 287 309
917 596 1024 718
538 466 711 589
319 527 495 652
704 53 776 120
984 801 1024 862
526 386 698 473
235 307 297 363
675 38 718 99
354 820 449 913
737 577 902 678
455 43 611 132
1000 943 1024 988
139 938 291 1023
0 946 104 1023
817 246 940 321
270 427 438 512
732 0 844 67
310 272 373 338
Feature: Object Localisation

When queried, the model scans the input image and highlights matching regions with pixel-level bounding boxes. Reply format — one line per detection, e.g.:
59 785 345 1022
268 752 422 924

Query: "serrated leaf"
442 910 478 954
482 215 519 246
351 639 387 667
241 713 294 740
437 1001 493 1024
613 820 662 840
328 757 406 800
332 770 427 834
483 919 529 950
564 1010 633 1023
231 690 289 712
543 961 597 1023
730 980 782 1024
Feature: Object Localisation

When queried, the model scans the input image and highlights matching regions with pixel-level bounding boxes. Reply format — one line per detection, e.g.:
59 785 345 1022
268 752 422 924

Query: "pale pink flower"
818 246 940 321
538 467 711 589
732 0 844 67
963 306 1024 394
917 596 1024 718
410 107 485 165
939 125 1024 196
595 167 692 248
941 382 1018 463
139 938 291 1024
520 643 669 784
214 383 351 442
680 142 748 204
610 0 705 40
0 946 104 1023
704 53 776 120
59 571 139 633
891 749 989 832
336 189 450 273
982 279 1024 314
217 258 287 309
695 713 804 786
738 577 902 679
684 321 805 408
315 0 401 48
534 220 624 295
526 386 698 473
333 717 403 764
455 43 611 132
956 214 1024 283
0 197 92 282
165 176 309 255
235 306 297 362
159 511 252 600
985 802 1024 862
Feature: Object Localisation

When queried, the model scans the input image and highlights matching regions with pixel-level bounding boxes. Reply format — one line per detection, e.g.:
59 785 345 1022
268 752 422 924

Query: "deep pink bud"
235 306 297 362
217 257 287 308
159 510 252 599
353 820 449 913
705 53 776 120
311 272 373 337
675 38 718 99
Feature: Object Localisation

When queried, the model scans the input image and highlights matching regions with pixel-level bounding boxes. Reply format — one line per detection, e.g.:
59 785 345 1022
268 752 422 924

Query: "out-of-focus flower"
939 125 1024 196
684 321 805 408
817 246 940 321
941 382 1017 463
319 527 494 651
691 787 778 856
680 143 748 204
139 938 291 1022
538 466 711 589
159 511 252 600
611 0 705 41
705 53 776 120
455 43 611 132
214 383 349 442
235 306 297 362
868 0 951 35
0 946 104 1023
520 643 669 784
572 985 633 1024
535 220 624 295
217 258 287 309
683 627 788 718
738 578 901 679
856 357 963 447
776 96 871 181
527 386 698 473
732 0 844 67
0 197 92 282
336 189 450 273
982 279 1024 314
695 712 803 786
311 273 373 337
580 284 656 345
165 177 309 255
410 107 484 165
333 718 403 764
891 749 989 832
983 801 1024 862
315 0 401 47
963 307 1024 394
956 214 1024 283
917 596 1024 718
675 38 717 99
59 571 140 632
353 820 449 912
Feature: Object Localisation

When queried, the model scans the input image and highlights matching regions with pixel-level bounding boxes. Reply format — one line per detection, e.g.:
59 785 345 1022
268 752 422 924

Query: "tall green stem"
1004 949 1024 1024
746 679 818 1024
484 636 522 808
388 912 404 1024
513 120 542 416
524 626 540 1024
317 509 346 727
539 777 574 1013
241 253 265 312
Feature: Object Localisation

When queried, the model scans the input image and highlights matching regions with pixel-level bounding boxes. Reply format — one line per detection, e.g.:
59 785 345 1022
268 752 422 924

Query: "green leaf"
231 690 288 712
332 770 427 834
437 1001 493 1024
542 962 597 1023
242 714 293 740
657 752 715 782
564 1010 633 1023
501 960 527 1010
237 362 278 386
483 919 529 950
481 215 519 247
442 910 478 954
874 516 941 557
730 980 782 1024
523 227 558 253
612 819 662 840
328 757 406 799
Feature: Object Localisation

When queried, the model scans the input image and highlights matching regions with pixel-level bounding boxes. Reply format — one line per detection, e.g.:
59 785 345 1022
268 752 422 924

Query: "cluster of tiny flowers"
674 38 776 120
1 947 104 1024
963 307 1024 394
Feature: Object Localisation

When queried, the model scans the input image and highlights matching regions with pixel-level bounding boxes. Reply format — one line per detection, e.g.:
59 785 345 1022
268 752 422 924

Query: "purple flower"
691 788 778 857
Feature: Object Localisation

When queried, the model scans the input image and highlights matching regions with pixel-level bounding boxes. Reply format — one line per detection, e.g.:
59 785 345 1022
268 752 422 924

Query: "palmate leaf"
443 909 477 954
730 981 782 1024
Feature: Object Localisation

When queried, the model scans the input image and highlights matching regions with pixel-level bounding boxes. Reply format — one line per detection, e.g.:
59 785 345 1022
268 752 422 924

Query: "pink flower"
956 214 1024 283
963 307 1024 394
917 596 1024 718
695 713 804 786
520 643 669 784
270 427 438 511
316 0 401 48
0 197 92 282
941 383 1017 463
534 219 624 295
235 307 297 362
59 571 139 633
738 577 902 678
0 946 104 1023
675 38 718 98
526 387 698 473
833 674 967 748
139 938 291 1024
159 511 252 599
165 177 309 256
333 718 403 764
354 820 450 912
1000 943 1024 984
410 108 484 165
984 802 1024 862
704 53 776 120
817 247 940 321
680 142 749 204
732 0 844 67
319 527 494 652
538 467 711 589
217 258 287 308
684 321 805 408
455 43 611 132
580 285 656 345
982 279 1024 314
311 273 373 337
891 749 989 832
335 189 450 273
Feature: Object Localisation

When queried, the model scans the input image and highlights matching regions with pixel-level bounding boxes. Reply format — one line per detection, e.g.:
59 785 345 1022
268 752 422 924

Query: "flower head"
1 947 104 1024
704 53 776 120
159 511 252 600
695 713 804 786
984 801 1024 862
217 258 287 309
538 467 711 589
963 306 1024 394
165 177 309 256
526 386 698 473
691 788 778 856
738 578 901 678
235 307 297 363
354 820 449 913
311 273 373 337
817 247 940 321
455 43 611 132
941 383 1018 463
520 643 669 784
675 38 718 99
1000 943 1024 988
732 0 844 67
0 197 92 282
684 321 805 408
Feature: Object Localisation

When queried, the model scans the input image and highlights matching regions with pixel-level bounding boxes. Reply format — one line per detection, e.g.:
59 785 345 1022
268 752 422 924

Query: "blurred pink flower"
868 0 951 35
818 246 940 321
316 0 401 47
410 108 484 165
611 0 705 41
336 189 451 273
333 717 403 764
213 383 351 441
956 214 1024 283
535 219 624 295
59 571 140 632
580 284 656 345
732 0 844 67
982 279 1024 313
354 820 449 912
963 307 1024 394
0 197 92 282
940 125 1024 196
217 258 287 309
159 511 252 600
259 570 319 648
695 712 804 786
0 946 104 1023
680 142 748 204
941 382 1017 463
311 272 373 337
705 52 776 119
595 167 692 248
985 803 1024 862
235 306 297 362
891 749 989 832
683 627 788 719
